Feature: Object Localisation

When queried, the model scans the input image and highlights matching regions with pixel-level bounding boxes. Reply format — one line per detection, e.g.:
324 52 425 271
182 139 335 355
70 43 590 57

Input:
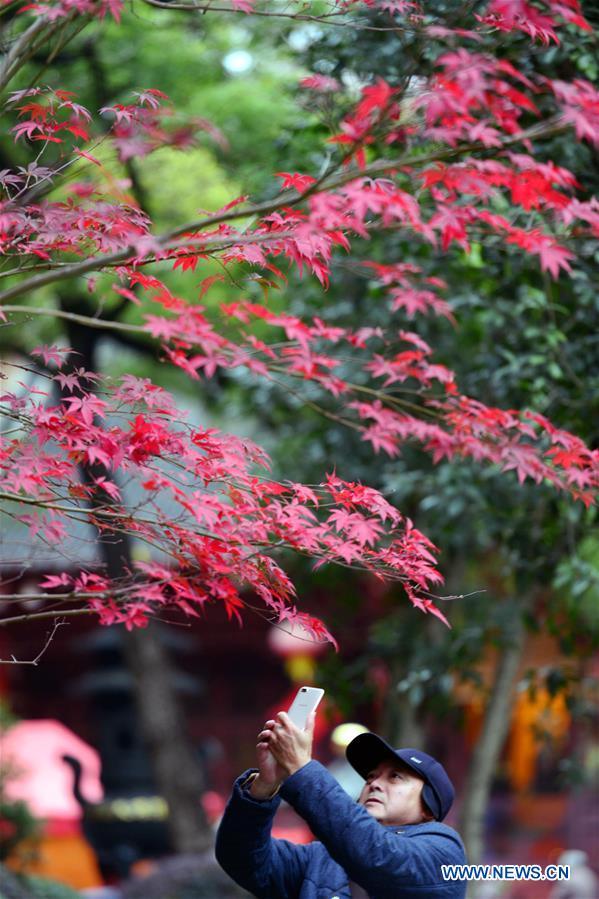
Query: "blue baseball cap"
345 732 455 821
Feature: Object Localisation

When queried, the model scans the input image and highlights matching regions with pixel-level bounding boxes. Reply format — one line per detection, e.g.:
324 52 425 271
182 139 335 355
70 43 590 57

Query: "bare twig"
0 616 68 663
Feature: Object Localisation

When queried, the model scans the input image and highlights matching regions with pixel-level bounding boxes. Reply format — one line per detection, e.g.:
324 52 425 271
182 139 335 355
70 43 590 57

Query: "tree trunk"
459 605 527 869
63 299 210 853
395 701 425 749
381 655 425 748
123 625 211 853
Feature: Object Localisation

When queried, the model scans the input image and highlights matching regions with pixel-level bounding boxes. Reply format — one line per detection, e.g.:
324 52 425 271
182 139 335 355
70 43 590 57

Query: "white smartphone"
287 686 325 730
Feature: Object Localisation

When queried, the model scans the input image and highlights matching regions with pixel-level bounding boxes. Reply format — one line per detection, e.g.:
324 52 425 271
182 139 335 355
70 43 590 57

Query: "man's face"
358 759 429 826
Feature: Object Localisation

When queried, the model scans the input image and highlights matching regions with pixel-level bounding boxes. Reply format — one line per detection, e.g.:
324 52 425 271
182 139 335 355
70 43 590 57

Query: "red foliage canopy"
0 0 597 646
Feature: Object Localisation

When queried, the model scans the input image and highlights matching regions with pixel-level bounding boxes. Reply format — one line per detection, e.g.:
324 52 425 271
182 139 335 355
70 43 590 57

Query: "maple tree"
1 0 598 657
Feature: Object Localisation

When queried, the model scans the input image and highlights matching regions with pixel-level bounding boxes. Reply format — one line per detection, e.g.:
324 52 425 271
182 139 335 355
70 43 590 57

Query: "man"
216 710 467 898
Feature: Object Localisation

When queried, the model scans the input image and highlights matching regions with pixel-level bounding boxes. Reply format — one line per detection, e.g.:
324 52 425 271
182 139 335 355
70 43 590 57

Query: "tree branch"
138 0 417 32
0 117 568 308
0 608 91 627
0 617 68 664
0 305 147 332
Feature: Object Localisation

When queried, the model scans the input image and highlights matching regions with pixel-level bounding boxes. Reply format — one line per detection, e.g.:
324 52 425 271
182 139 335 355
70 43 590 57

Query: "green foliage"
0 866 80 899
0 708 42 867
552 530 599 651
50 12 304 195
215 2 599 737
0 801 40 864
17 877 80 899
0 702 17 731
317 588 525 739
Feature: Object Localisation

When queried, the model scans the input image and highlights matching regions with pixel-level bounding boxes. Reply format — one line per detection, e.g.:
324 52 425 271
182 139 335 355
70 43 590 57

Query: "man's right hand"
250 718 286 800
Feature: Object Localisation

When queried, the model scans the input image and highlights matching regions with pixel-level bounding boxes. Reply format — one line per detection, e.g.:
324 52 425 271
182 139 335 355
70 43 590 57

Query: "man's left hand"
257 711 315 777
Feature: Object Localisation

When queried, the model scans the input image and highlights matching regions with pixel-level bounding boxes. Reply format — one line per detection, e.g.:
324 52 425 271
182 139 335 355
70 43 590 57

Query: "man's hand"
250 721 288 800
257 711 315 777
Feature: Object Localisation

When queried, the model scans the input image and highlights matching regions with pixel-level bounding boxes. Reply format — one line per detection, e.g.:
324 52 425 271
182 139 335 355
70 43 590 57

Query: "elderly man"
216 710 466 898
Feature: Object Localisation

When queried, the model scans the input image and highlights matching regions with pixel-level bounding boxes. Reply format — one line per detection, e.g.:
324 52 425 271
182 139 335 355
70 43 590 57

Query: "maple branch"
0 306 147 333
0 607 95 626
0 13 89 96
139 0 347 21
0 492 182 554
138 0 415 31
0 229 294 305
0 616 68 664
0 580 162 602
26 16 93 91
263 361 444 421
0 309 445 425
0 592 94 602
265 371 364 432
347 382 443 420
1 489 333 561
0 117 568 309
0 17 62 91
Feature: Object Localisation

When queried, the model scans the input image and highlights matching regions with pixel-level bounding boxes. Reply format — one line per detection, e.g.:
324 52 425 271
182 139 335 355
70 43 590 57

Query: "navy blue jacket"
215 760 467 899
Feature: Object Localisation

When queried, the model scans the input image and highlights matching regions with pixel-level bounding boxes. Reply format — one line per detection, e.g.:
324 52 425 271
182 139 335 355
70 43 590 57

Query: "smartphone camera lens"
301 688 306 692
